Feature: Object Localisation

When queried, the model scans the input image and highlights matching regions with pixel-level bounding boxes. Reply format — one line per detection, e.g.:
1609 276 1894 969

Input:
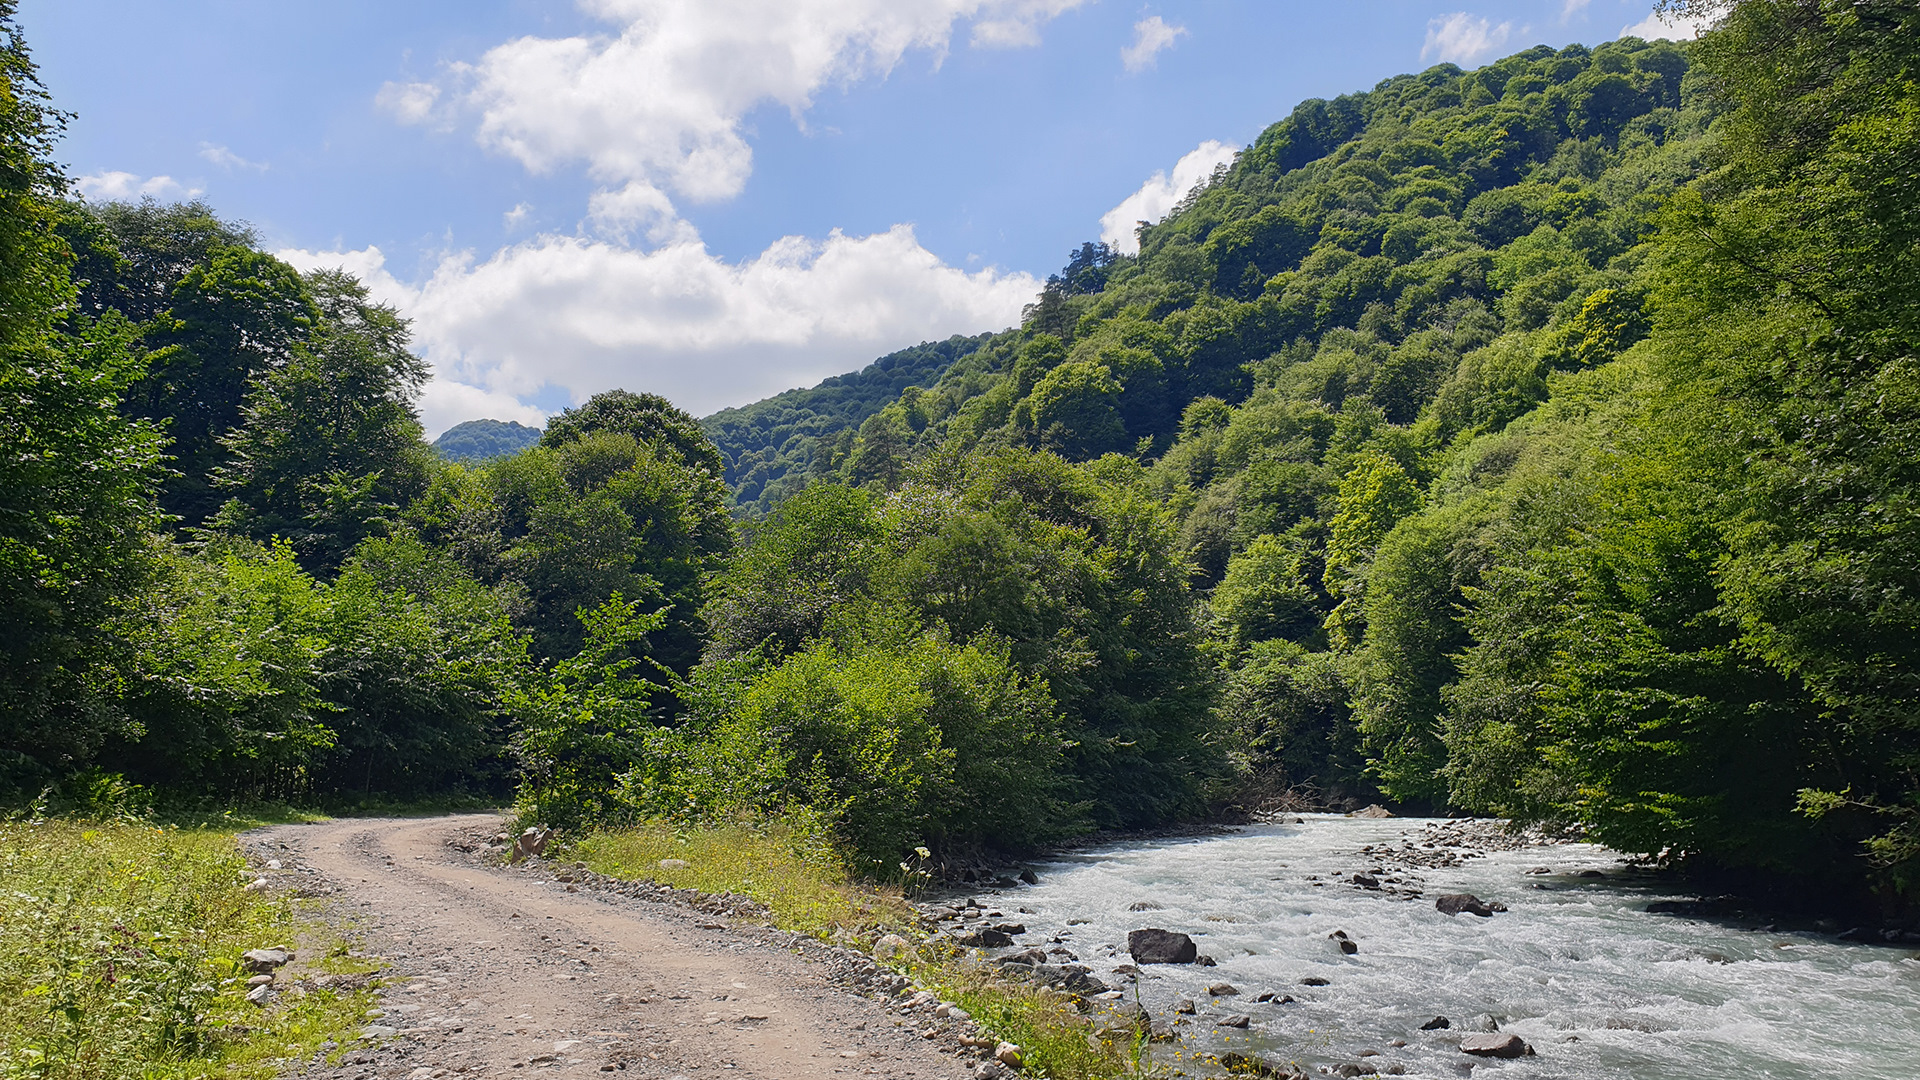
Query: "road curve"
250 814 970 1080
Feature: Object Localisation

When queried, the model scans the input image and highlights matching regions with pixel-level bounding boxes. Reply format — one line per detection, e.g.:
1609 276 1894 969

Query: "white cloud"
199 143 268 172
585 181 700 245
74 171 203 201
1098 140 1236 255
1120 15 1187 73
374 80 441 124
280 227 1039 439
1621 6 1717 40
503 202 533 230
1422 12 1512 65
1561 0 1592 20
383 0 1088 209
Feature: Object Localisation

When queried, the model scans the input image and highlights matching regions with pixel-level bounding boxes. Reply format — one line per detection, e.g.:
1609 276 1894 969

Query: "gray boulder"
1435 893 1497 917
1460 1033 1532 1058
1126 928 1197 964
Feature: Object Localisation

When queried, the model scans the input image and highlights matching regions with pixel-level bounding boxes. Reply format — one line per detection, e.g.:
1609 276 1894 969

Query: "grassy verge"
571 818 1139 1080
0 819 378 1080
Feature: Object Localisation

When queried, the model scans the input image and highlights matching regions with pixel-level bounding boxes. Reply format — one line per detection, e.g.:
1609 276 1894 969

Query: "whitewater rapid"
975 816 1920 1079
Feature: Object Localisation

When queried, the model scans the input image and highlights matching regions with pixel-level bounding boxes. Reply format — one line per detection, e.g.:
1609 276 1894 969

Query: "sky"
18 0 1707 437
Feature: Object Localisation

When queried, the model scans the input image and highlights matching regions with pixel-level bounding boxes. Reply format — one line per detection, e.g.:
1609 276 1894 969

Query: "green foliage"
210 270 432 572
541 388 725 479
511 593 667 831
702 335 987 512
432 418 541 463
0 9 166 798
702 449 1220 838
0 819 374 1080
445 426 734 667
634 620 1067 866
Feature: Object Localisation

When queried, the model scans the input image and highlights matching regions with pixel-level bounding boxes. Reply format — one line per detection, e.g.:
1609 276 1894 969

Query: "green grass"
571 817 1141 1079
571 817 919 938
0 819 377 1080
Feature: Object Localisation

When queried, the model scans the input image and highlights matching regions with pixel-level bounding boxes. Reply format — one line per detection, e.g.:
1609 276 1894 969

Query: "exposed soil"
245 814 978 1080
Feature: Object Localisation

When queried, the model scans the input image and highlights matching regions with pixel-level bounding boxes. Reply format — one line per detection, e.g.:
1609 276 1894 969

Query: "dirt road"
248 814 974 1080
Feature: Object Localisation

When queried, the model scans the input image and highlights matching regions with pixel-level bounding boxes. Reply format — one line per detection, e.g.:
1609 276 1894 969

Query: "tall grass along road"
252 815 974 1079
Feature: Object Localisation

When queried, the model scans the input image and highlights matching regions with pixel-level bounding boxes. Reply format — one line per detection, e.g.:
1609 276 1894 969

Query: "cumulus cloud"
1120 15 1187 73
74 171 203 201
1098 140 1236 255
1422 13 1512 65
382 0 1089 207
280 227 1038 439
1561 0 1592 20
199 143 268 172
1621 6 1717 39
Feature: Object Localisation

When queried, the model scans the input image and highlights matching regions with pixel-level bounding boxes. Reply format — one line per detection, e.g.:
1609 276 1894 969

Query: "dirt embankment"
246 814 976 1080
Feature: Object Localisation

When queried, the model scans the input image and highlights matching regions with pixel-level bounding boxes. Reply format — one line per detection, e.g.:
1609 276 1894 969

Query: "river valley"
961 816 1920 1079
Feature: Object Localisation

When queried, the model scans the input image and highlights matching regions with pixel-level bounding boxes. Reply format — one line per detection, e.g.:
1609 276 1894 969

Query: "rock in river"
1460 1032 1533 1058
1435 893 1497 917
1127 928 1197 964
958 928 1015 948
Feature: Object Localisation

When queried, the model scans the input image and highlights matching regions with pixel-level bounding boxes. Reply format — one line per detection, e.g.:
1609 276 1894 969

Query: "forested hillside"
700 334 990 514
5 1 1916 916
434 418 542 462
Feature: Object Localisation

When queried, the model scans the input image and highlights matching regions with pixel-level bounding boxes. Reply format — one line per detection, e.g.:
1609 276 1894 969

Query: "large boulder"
958 928 1015 948
1127 928 1198 964
1460 1033 1532 1058
1435 893 1497 917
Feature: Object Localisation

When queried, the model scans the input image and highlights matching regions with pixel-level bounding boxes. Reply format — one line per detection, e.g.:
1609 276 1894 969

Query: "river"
967 815 1920 1079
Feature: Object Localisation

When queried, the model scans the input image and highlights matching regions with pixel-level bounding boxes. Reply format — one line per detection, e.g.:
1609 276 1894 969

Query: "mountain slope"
700 333 992 513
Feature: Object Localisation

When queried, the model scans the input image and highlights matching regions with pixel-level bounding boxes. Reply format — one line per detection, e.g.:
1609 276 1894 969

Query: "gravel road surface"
247 814 974 1080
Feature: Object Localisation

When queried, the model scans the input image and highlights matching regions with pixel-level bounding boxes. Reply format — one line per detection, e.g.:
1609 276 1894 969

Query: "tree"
0 4 166 796
540 389 725 478
210 270 433 572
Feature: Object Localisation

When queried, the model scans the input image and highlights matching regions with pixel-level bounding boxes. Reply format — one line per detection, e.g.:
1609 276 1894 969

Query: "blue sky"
19 0 1700 435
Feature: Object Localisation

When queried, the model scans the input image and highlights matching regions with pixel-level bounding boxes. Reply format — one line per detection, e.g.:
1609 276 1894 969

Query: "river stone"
1019 869 1039 885
988 922 1026 935
1419 1016 1450 1030
1349 804 1394 818
1174 996 1196 1014
1218 1051 1306 1079
1460 1033 1532 1058
1128 900 1163 911
1435 893 1496 917
1300 977 1330 986
245 983 272 1006
872 934 913 962
998 948 1048 966
242 948 291 973
958 928 1014 948
1330 930 1359 954
1216 1014 1252 1028
1206 981 1239 996
1127 928 1197 964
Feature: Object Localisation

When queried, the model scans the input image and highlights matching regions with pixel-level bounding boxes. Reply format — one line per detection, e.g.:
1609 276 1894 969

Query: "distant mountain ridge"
433 418 542 462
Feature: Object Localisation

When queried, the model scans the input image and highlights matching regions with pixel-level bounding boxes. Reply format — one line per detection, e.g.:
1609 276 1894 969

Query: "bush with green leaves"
626 616 1068 866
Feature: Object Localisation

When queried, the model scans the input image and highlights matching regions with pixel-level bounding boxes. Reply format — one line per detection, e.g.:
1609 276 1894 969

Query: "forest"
4 0 1917 918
